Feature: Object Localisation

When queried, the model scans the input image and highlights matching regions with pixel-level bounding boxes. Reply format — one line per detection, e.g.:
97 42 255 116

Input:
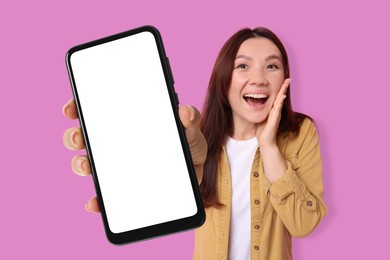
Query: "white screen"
70 31 197 234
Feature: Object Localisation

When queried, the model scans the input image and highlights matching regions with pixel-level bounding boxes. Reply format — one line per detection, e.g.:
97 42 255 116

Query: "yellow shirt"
193 118 328 260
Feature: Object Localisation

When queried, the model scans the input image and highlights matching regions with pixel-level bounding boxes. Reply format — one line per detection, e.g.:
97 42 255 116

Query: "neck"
231 120 257 140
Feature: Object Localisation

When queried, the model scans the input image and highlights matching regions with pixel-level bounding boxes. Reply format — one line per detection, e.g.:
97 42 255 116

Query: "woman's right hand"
62 99 207 214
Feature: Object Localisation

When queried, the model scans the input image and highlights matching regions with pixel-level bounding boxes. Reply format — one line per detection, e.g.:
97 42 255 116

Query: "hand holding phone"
63 101 207 209
65 26 205 244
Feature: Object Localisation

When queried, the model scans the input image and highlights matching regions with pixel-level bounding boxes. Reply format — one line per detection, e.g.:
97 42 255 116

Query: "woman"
63 27 327 260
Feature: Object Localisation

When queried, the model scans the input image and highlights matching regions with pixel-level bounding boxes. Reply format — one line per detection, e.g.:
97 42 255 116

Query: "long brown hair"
199 27 308 208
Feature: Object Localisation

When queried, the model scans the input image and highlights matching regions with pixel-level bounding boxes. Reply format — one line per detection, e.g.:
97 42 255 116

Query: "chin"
248 113 268 125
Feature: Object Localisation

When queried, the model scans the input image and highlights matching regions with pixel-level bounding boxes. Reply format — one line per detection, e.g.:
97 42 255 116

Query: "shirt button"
254 200 260 205
307 201 313 207
254 245 259 250
254 225 260 229
254 172 259 177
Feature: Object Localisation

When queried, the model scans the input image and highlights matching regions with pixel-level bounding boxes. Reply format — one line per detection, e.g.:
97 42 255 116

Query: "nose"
249 69 268 86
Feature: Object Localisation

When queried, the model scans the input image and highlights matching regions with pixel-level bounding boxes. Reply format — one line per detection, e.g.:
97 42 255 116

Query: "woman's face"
228 37 285 131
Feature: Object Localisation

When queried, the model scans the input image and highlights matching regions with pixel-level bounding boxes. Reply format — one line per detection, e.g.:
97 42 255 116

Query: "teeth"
243 93 268 99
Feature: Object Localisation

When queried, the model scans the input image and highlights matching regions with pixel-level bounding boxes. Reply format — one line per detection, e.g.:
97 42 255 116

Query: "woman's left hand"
256 78 291 148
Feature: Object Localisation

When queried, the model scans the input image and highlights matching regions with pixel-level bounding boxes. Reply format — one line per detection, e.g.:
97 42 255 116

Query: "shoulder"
280 117 319 155
294 117 318 144
299 117 318 138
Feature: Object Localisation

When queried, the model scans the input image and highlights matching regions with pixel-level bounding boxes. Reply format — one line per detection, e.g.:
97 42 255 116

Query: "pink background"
1 0 389 259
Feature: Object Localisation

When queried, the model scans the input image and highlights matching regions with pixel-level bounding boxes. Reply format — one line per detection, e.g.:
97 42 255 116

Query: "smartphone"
66 25 205 245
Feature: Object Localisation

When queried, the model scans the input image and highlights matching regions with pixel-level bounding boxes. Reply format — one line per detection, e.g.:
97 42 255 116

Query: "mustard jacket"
193 118 327 260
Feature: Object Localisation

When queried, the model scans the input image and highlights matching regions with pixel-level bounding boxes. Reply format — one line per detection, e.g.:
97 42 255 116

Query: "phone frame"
65 25 205 245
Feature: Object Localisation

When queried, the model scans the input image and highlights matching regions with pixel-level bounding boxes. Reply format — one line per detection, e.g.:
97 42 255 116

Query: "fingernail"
85 203 90 212
186 105 195 122
76 158 87 172
70 130 82 147
62 103 70 116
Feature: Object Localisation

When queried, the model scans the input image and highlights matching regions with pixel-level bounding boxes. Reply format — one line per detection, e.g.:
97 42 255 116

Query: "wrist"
260 145 287 183
258 143 278 153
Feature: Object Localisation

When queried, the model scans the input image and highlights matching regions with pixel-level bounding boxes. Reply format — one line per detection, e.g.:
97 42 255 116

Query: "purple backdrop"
1 0 389 259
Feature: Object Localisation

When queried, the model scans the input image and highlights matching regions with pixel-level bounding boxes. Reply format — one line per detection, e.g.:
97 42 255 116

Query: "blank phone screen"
69 31 197 234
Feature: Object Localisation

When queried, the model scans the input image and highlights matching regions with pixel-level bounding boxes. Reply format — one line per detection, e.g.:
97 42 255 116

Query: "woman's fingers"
179 105 207 184
179 105 201 128
85 196 100 213
62 98 78 119
63 98 98 213
269 78 291 119
273 78 290 111
258 78 291 148
179 105 207 165
185 127 208 166
63 99 85 150
63 127 85 150
279 78 291 98
71 155 91 176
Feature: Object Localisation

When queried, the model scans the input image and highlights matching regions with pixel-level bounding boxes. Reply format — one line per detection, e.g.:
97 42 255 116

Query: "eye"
267 64 279 70
236 64 248 69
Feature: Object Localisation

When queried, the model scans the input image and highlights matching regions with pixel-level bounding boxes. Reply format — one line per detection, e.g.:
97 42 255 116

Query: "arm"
263 120 327 238
256 78 327 237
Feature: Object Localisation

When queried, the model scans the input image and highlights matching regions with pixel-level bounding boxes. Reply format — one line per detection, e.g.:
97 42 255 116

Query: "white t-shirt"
226 136 258 260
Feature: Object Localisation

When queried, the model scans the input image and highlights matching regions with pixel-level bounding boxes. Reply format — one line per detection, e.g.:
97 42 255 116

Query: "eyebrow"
265 55 282 62
235 54 282 62
235 55 252 60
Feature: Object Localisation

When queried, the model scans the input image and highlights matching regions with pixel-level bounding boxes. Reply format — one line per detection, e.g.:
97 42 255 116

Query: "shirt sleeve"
264 119 328 238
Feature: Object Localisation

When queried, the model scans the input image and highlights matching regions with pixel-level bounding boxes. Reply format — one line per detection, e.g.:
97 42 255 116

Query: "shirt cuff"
264 160 317 211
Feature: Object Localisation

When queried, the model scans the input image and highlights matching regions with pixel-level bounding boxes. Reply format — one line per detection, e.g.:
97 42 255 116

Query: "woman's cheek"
233 71 249 83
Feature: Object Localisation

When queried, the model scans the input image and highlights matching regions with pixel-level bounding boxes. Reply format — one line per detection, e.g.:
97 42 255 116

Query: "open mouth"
243 93 269 107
